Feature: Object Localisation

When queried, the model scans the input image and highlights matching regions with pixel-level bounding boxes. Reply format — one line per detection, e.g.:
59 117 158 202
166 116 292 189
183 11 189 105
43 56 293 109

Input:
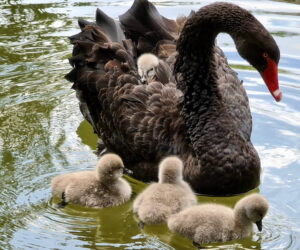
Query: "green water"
1 0 300 249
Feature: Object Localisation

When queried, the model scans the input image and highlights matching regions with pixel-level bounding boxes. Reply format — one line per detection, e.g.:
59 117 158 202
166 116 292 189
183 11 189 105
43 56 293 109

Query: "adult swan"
66 1 281 195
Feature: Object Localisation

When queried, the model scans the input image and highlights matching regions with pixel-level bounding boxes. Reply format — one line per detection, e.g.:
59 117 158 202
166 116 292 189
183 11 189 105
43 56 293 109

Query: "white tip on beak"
273 89 282 102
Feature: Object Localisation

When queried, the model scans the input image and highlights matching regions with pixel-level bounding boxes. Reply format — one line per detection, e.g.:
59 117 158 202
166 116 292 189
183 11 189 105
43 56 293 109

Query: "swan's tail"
119 0 191 56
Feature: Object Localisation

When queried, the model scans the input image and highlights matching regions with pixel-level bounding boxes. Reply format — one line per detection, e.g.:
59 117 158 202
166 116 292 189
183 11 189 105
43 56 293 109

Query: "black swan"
65 1 281 195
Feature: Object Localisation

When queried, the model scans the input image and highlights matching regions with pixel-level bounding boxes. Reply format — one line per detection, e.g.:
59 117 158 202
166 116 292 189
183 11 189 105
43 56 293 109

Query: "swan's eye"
262 52 269 58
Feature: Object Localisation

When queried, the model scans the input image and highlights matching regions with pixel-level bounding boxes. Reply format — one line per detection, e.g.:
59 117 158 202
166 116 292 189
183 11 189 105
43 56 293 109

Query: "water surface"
1 0 300 249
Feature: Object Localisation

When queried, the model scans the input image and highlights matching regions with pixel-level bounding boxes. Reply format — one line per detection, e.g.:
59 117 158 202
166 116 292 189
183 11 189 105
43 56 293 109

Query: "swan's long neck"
174 3 250 152
175 3 248 107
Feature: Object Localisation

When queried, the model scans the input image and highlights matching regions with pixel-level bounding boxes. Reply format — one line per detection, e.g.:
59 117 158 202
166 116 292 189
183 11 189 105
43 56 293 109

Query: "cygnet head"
137 53 159 83
96 153 124 182
158 156 183 184
235 193 269 231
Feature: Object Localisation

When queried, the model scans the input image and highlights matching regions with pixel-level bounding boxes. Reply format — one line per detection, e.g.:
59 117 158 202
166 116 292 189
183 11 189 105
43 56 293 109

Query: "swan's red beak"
260 58 282 102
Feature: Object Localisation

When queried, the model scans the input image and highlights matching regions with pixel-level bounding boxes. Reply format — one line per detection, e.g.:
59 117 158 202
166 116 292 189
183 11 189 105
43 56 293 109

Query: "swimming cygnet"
51 153 132 208
167 193 269 245
133 156 197 226
137 53 173 84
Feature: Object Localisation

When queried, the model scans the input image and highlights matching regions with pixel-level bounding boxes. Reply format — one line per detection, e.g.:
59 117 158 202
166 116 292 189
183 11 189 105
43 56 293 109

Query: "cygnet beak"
256 219 263 231
141 76 146 84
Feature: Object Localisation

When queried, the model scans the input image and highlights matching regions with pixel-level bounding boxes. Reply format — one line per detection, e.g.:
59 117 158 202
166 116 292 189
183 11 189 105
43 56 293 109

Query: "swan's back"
66 8 185 179
118 0 252 141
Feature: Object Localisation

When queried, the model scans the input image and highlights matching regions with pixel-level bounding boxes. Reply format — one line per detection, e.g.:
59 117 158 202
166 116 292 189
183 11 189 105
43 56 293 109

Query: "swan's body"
66 1 281 195
133 156 197 224
51 154 132 208
167 193 269 245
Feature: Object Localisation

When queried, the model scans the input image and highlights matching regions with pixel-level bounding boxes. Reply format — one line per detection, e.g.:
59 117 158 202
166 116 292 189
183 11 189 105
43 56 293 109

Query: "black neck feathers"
174 3 261 178
175 3 256 106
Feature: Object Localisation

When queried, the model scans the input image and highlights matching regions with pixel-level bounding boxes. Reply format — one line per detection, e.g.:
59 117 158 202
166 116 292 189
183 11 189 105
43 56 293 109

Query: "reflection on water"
0 0 300 249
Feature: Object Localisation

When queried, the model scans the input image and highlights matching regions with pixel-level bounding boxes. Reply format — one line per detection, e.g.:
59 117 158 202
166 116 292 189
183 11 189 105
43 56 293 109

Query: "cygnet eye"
147 68 155 77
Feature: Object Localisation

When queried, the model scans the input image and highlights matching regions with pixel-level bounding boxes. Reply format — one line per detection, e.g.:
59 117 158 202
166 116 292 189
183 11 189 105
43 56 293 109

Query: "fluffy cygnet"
137 53 173 84
133 156 197 225
51 153 132 208
167 193 268 245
